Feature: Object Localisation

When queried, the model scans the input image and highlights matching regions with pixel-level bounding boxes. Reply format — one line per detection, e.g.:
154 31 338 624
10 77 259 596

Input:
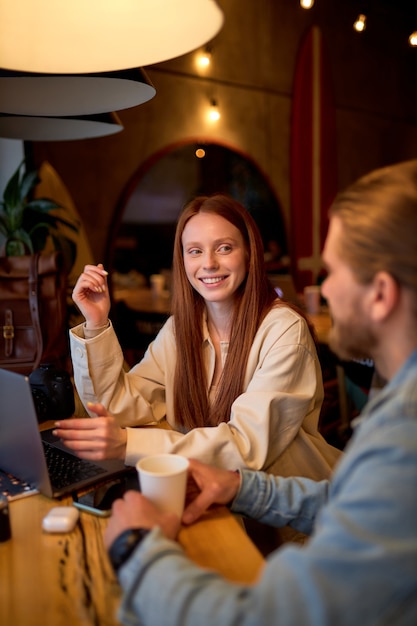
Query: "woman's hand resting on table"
72 263 110 329
53 402 127 461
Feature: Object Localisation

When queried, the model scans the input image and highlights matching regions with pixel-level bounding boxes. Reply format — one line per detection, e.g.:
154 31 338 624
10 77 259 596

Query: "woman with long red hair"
56 194 339 480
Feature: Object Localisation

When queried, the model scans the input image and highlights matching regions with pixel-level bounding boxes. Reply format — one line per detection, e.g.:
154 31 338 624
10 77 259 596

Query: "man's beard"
328 316 376 363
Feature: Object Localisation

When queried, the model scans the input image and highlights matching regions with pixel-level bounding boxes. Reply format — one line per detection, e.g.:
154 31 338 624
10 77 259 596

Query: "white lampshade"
0 0 224 73
0 68 156 116
0 112 124 141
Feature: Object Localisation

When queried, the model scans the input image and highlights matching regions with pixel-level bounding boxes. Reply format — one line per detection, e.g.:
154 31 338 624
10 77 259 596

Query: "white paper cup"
304 285 321 315
136 454 189 518
150 273 165 296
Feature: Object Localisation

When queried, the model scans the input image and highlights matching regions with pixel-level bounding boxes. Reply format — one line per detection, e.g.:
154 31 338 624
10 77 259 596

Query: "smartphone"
73 473 139 517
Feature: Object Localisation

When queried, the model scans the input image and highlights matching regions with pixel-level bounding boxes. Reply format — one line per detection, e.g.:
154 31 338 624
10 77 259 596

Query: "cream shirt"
70 306 340 479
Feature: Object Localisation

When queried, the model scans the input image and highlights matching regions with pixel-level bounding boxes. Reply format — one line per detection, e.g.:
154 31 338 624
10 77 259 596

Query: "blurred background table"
307 309 332 345
113 286 332 345
113 287 171 315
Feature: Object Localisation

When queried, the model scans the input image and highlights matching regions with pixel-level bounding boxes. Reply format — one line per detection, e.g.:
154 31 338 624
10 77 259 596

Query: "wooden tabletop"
0 493 264 626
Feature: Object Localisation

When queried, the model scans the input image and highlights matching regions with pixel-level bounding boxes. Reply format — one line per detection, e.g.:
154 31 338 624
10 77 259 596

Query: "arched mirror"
109 140 288 284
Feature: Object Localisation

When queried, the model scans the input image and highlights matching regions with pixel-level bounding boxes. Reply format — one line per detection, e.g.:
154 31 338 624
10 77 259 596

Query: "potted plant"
0 160 78 269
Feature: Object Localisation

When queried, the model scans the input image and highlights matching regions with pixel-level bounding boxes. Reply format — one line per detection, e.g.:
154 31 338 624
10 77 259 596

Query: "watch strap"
108 527 150 572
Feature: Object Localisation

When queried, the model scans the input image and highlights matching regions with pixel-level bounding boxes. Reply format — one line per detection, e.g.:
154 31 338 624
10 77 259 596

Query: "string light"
353 14 367 32
409 31 417 47
195 148 206 158
299 5 417 48
196 46 212 70
208 99 220 122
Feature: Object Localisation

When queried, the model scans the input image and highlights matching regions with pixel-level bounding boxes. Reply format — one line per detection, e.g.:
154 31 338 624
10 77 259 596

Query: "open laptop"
0 368 132 498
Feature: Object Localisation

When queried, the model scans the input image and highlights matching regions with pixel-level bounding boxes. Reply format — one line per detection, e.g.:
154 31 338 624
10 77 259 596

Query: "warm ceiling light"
353 14 367 32
0 0 224 73
0 112 124 141
300 0 314 9
208 99 220 122
0 68 156 116
196 47 212 70
409 31 417 47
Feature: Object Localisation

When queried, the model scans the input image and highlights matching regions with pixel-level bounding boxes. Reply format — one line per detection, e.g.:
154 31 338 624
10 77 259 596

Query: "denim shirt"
116 349 417 626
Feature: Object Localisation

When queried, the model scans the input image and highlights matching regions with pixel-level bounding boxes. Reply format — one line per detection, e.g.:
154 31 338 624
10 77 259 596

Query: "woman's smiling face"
181 211 248 306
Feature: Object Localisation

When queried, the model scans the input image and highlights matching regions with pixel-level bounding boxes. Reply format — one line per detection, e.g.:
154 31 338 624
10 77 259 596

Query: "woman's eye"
218 244 232 253
188 248 202 256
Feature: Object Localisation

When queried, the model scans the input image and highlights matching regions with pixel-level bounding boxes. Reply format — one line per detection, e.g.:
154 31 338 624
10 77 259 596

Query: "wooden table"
0 493 264 626
113 287 171 315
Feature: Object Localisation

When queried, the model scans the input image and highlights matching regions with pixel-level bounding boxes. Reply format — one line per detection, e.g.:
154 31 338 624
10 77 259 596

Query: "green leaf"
5 229 34 255
1 158 79 258
24 205 79 232
29 221 52 235
25 198 62 213
5 239 26 256
19 169 39 202
3 162 24 210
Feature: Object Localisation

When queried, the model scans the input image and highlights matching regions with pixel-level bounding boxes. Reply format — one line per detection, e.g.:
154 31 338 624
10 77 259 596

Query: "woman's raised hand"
72 264 110 329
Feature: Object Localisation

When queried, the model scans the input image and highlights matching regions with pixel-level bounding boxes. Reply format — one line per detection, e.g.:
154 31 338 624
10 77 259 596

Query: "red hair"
171 194 278 429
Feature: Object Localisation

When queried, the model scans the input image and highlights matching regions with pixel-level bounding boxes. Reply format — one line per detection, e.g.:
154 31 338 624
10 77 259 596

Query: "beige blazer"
70 306 341 480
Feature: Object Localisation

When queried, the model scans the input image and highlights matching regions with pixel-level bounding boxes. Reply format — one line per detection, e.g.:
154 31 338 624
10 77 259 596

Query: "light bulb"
300 0 314 9
195 148 206 158
199 55 210 67
353 14 367 32
208 100 220 121
196 46 212 71
409 31 417 47
197 53 211 68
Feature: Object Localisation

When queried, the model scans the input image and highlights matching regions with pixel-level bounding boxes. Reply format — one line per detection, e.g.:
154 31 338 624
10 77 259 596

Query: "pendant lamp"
0 0 224 73
0 112 124 141
0 68 156 116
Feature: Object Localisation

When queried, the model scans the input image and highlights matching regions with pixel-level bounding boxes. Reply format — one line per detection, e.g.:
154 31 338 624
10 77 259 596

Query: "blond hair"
330 160 417 298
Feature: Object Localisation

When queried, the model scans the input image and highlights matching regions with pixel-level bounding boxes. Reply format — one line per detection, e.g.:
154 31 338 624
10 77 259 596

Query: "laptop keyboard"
43 441 106 491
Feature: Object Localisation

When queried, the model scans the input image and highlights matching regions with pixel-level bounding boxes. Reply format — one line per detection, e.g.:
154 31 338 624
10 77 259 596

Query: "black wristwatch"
108 528 150 573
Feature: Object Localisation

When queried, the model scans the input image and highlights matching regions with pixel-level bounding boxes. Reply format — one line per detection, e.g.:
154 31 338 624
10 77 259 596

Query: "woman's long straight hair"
171 194 278 430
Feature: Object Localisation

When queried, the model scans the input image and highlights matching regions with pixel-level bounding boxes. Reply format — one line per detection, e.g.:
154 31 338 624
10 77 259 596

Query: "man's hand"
53 403 127 461
104 490 181 548
182 459 241 525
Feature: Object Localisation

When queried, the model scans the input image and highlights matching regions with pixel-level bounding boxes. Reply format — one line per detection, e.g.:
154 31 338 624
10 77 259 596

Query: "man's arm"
182 459 329 536
232 468 329 535
109 426 417 626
